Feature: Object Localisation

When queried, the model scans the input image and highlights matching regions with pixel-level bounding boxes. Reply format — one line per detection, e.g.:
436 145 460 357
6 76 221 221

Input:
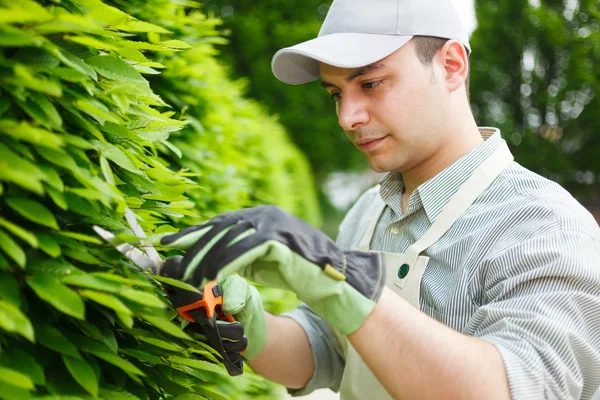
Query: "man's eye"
330 92 341 101
363 80 382 90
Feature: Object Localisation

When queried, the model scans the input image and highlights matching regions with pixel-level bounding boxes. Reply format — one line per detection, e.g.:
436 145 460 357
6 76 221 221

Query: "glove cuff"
343 250 386 303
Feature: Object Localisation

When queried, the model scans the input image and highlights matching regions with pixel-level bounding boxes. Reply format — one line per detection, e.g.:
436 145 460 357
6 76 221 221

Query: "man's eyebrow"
320 63 386 89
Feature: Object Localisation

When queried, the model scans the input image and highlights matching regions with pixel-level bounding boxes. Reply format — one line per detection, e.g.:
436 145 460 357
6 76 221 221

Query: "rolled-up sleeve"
470 230 600 399
282 303 345 396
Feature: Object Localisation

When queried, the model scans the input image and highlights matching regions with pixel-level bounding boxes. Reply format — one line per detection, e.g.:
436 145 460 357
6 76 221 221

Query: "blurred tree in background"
206 0 600 224
470 0 600 202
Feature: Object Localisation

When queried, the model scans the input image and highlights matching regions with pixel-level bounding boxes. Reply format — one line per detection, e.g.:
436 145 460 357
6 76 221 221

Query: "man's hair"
412 36 470 97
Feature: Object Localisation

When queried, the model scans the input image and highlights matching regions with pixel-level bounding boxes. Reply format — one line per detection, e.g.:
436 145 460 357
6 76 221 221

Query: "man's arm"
349 286 511 399
247 312 315 389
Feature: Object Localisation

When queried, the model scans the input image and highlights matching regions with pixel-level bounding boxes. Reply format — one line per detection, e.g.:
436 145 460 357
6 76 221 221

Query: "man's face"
319 41 448 173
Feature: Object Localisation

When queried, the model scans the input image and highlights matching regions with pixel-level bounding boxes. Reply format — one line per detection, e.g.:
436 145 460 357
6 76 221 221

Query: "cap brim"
272 33 413 85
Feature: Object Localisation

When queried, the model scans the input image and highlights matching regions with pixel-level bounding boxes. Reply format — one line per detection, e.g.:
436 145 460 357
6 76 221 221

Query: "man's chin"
367 159 391 173
366 155 404 174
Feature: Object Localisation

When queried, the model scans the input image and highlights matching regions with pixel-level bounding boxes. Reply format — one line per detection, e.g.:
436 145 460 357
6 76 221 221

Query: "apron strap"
357 200 386 251
404 140 513 260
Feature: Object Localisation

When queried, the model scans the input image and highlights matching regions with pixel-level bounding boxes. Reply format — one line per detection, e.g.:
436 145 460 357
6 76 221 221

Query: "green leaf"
11 65 62 97
57 231 103 244
73 99 121 125
95 142 143 175
5 197 59 229
100 156 115 185
90 272 154 288
142 315 192 340
113 20 171 34
80 290 132 316
29 92 63 130
0 230 26 268
0 143 45 195
34 13 105 35
86 55 147 84
37 233 61 258
0 120 64 149
64 35 118 51
98 384 140 400
114 311 134 329
86 2 129 25
40 163 65 191
63 247 101 265
159 40 192 49
36 325 82 359
0 300 34 342
0 26 40 46
172 394 207 400
0 0 52 24
118 289 165 309
151 275 200 293
61 133 94 150
0 96 9 117
0 252 8 271
118 349 165 364
136 336 183 352
97 323 118 353
63 355 99 397
50 47 98 80
88 351 144 376
2 348 45 385
26 275 85 319
0 271 21 307
47 187 68 211
0 366 34 390
160 140 183 158
62 274 123 292
114 47 148 63
0 217 38 248
0 381 32 400
191 386 229 400
168 356 224 375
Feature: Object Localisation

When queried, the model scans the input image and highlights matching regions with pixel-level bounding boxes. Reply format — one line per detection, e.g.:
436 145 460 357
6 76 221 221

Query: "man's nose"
337 95 369 132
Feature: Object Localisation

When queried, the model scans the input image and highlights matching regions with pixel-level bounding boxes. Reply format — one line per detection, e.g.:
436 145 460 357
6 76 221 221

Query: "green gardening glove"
218 275 267 360
160 205 386 335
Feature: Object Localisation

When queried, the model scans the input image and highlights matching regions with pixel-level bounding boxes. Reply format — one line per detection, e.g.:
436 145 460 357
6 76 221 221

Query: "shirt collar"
379 128 504 223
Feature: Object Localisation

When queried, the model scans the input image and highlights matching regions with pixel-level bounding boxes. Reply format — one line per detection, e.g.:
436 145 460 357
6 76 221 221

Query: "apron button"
398 263 410 279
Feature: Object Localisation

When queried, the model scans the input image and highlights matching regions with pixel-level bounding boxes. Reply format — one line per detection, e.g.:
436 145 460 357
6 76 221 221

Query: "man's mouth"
355 135 389 151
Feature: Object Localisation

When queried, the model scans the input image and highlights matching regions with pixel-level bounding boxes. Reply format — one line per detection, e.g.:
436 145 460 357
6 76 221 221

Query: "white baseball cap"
272 0 471 85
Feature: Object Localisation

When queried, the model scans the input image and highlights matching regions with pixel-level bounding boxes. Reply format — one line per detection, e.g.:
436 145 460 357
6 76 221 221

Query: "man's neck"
400 126 484 214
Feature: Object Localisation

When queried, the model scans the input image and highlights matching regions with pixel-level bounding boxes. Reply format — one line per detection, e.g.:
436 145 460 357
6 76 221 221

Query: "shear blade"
93 226 160 273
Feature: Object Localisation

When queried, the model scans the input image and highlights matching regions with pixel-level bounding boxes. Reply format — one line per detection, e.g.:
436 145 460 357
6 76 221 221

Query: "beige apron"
338 140 513 399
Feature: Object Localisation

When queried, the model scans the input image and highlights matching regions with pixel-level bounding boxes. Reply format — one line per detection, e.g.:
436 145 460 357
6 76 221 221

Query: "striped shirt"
284 128 600 399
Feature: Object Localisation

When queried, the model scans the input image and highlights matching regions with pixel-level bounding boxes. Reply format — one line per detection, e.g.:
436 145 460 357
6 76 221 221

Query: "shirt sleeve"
281 303 345 396
471 230 600 399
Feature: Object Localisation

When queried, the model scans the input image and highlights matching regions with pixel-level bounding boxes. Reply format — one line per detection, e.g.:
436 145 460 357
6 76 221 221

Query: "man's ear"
437 40 469 93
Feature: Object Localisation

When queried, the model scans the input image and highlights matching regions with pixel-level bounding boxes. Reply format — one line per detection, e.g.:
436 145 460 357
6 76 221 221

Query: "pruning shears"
93 209 245 376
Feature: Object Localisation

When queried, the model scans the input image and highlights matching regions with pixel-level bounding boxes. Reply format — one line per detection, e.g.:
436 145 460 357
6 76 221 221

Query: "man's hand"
160 205 386 335
217 275 267 360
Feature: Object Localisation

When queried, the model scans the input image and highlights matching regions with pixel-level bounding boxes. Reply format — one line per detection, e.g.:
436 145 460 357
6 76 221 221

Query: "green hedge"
0 0 317 398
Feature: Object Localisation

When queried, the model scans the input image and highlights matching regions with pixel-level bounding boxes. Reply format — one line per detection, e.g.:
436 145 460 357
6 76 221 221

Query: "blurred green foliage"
0 0 314 398
470 0 600 200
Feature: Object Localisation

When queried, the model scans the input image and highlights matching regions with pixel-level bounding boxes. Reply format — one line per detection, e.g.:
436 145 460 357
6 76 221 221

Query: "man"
161 0 600 398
